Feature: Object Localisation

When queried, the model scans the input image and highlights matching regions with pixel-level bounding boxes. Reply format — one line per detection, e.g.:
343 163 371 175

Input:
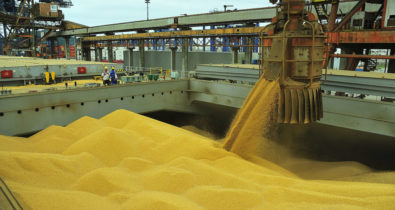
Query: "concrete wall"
124 50 259 71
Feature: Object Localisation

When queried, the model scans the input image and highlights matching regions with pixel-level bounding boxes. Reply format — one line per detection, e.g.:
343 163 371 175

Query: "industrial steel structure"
31 0 394 75
0 0 73 56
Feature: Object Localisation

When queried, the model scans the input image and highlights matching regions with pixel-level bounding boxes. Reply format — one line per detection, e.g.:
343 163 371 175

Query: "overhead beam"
48 1 374 38
327 30 395 44
82 27 267 42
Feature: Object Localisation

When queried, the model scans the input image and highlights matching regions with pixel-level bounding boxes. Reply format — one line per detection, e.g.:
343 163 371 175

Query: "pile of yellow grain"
0 107 395 209
5 80 100 94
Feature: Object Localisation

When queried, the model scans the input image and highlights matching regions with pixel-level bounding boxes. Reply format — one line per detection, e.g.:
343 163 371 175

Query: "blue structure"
210 26 215 52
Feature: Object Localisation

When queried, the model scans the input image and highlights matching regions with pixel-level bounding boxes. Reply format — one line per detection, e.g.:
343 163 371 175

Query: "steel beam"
82 27 265 42
51 18 175 37
330 54 395 60
328 30 395 44
49 1 372 38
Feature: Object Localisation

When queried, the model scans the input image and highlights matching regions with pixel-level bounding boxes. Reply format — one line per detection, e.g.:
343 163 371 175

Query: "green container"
152 74 159 81
148 74 160 81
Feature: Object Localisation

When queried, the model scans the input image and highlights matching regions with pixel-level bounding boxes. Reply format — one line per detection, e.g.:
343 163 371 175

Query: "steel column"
232 46 239 64
170 46 178 72
50 39 56 59
245 37 253 64
65 36 71 60
182 38 189 77
98 47 103 61
128 47 135 67
107 41 113 62
139 39 145 68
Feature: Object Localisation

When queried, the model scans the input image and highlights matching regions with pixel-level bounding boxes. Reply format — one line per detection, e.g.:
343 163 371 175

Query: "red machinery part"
1 70 13 78
77 67 87 74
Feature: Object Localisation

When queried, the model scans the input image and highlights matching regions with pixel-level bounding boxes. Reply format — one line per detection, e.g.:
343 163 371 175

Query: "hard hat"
105 66 108 70
112 67 115 70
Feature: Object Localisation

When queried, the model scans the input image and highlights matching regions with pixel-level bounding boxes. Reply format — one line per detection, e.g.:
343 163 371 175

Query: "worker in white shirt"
102 67 110 86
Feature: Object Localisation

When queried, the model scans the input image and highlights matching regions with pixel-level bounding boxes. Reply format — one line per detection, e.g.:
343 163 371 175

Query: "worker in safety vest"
102 67 110 86
110 67 118 85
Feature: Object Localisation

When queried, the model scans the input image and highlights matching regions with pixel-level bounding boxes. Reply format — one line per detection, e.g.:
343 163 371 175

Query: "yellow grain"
0 78 394 209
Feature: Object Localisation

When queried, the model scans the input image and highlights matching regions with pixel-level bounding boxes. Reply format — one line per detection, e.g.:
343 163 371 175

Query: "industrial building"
0 0 395 209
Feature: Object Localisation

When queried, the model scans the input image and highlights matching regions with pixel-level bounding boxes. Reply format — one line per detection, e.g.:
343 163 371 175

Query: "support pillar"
82 42 91 61
245 37 253 64
94 46 99 61
182 38 189 78
50 39 56 59
31 28 36 57
139 39 145 69
98 48 103 61
65 36 71 60
170 46 178 72
128 47 135 67
363 49 371 72
388 48 395 74
232 46 240 64
113 49 117 61
107 41 113 62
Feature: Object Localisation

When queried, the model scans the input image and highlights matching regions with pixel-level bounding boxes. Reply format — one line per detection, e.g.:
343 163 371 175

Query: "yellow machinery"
261 0 325 124
44 72 56 84
44 72 50 84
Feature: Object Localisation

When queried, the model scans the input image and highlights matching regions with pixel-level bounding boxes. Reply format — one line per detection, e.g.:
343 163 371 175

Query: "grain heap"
0 79 395 209
7 79 100 94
